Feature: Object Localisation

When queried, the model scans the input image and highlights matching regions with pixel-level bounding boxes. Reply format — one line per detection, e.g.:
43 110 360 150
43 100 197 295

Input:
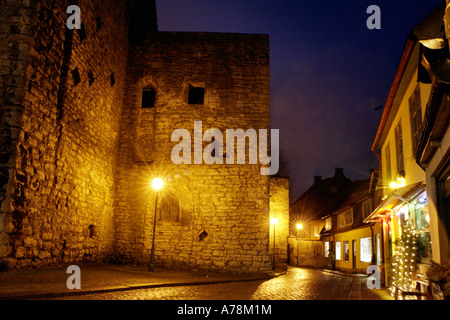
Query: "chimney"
129 0 158 44
334 168 345 179
314 176 322 184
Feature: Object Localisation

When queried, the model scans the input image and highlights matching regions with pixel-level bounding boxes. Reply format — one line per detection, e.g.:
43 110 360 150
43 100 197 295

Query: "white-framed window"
337 208 353 228
324 241 330 258
336 241 341 260
376 233 381 266
313 226 319 238
360 237 372 263
343 241 349 262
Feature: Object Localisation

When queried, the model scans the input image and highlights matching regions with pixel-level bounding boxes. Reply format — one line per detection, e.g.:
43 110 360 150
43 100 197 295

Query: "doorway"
352 240 356 270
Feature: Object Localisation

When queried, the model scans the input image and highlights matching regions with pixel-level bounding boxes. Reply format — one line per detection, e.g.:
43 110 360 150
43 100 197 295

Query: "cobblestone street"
50 267 392 300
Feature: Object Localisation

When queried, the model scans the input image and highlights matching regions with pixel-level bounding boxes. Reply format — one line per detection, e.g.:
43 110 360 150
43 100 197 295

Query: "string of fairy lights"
390 222 420 299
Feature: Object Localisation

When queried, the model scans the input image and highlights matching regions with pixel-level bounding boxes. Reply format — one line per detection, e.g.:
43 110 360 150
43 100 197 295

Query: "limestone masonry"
0 0 289 274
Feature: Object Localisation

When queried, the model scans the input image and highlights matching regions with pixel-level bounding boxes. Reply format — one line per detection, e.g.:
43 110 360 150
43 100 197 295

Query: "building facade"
322 178 381 274
366 2 447 295
0 0 288 274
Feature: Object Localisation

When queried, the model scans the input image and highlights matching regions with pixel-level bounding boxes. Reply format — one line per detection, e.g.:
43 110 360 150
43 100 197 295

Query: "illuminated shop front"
364 183 431 294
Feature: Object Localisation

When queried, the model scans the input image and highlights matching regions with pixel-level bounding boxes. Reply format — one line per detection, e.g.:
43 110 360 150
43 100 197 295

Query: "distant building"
321 177 380 274
289 168 354 268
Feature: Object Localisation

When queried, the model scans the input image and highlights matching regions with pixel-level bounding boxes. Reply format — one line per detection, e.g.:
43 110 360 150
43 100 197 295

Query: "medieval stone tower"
0 0 289 273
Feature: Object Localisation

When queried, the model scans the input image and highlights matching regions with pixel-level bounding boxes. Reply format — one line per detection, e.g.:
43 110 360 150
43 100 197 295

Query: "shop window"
141 88 156 109
188 85 205 105
343 241 349 262
324 241 330 258
411 191 432 263
336 241 341 261
360 237 372 263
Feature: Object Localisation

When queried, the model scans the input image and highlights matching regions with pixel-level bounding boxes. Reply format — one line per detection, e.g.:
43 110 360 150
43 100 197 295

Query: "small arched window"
159 192 180 222
141 87 156 109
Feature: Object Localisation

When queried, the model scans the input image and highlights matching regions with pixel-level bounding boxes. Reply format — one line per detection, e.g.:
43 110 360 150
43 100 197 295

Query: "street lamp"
149 178 163 271
270 217 278 270
296 223 302 238
296 223 302 266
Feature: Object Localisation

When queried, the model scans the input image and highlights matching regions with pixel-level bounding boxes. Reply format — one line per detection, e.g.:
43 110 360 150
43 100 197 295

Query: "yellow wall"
380 68 431 195
378 65 433 285
333 223 382 273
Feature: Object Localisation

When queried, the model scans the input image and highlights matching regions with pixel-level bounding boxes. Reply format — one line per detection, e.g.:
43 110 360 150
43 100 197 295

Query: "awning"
364 182 426 223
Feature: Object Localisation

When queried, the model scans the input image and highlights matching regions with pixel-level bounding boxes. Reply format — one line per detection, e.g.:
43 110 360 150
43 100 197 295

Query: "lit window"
336 241 341 260
337 208 353 228
325 218 332 230
343 241 349 262
360 237 372 263
324 242 330 258
313 226 319 238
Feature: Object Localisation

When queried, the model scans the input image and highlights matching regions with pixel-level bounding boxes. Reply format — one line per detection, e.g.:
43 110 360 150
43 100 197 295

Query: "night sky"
156 0 444 200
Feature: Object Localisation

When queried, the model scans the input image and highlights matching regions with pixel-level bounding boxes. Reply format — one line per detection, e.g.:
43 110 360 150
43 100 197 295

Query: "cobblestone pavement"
49 267 392 300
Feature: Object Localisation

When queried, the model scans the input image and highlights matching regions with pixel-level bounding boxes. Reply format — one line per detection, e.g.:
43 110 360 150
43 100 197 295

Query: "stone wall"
0 0 130 269
113 32 274 274
288 238 328 268
0 1 286 275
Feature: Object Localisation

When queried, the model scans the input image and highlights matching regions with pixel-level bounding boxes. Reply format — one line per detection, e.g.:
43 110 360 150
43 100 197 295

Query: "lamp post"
149 178 163 271
270 217 278 270
296 223 302 266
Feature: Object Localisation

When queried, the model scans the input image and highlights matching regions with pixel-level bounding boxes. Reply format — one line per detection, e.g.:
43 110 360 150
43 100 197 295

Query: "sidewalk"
0 263 284 300
320 268 393 300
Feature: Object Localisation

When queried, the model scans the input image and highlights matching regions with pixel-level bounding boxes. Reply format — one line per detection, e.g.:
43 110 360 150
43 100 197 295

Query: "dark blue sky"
156 0 444 199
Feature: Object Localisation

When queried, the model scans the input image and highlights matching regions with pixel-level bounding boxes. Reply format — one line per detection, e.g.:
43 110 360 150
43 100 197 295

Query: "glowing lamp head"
296 223 302 230
389 181 397 189
152 178 164 190
270 217 278 226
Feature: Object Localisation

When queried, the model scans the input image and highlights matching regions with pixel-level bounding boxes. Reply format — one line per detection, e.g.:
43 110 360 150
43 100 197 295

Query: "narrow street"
50 267 391 300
